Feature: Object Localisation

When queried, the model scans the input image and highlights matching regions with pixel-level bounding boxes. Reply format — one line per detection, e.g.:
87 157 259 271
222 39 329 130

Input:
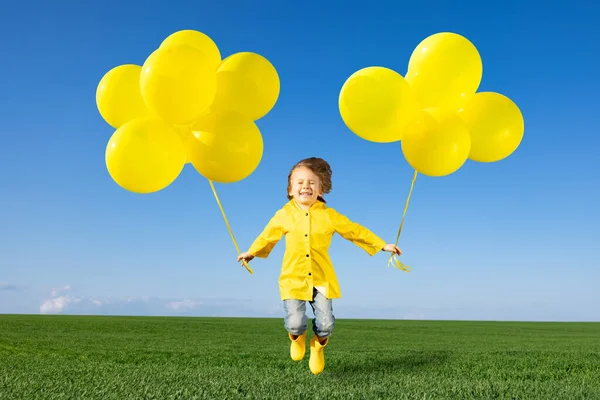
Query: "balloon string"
387 169 418 272
208 180 254 275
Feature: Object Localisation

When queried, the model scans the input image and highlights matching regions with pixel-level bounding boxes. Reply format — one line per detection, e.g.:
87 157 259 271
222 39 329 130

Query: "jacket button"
305 213 308 216
306 254 309 257
308 272 312 276
305 234 308 237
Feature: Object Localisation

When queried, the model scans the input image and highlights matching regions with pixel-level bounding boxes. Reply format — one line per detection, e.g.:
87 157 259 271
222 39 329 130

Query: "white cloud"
126 296 150 303
37 286 271 317
40 295 82 314
51 285 72 297
91 299 103 307
40 285 103 314
168 299 203 311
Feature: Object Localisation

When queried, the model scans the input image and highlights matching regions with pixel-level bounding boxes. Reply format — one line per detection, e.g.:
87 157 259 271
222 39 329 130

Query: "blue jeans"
283 288 335 338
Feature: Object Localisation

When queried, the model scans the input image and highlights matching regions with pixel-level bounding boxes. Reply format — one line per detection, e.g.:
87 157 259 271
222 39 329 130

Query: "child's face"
289 166 322 207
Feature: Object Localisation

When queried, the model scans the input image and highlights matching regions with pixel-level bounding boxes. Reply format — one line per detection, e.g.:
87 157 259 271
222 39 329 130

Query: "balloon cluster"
96 30 280 193
339 32 524 177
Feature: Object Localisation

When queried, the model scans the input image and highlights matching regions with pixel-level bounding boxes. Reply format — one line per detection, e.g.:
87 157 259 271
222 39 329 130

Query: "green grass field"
1 315 599 399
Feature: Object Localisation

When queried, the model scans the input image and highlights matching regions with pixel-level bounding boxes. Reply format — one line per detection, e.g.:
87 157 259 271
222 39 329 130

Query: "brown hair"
287 157 332 203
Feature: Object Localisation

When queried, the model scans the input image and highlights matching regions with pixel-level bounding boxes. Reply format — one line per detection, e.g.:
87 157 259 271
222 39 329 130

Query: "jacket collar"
286 199 326 211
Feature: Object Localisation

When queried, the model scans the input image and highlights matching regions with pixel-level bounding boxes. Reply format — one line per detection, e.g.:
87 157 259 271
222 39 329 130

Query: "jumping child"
237 157 401 375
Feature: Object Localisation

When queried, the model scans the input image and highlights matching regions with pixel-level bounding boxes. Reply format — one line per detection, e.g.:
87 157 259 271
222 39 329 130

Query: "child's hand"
383 244 402 256
237 252 255 264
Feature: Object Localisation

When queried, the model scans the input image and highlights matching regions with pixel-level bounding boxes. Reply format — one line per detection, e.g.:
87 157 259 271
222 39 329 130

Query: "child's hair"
287 157 333 203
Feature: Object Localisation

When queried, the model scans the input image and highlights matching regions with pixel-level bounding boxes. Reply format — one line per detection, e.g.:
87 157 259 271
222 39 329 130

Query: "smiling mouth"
300 192 312 196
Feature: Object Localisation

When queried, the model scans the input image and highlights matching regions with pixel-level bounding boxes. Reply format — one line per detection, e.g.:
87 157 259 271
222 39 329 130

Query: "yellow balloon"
458 92 524 162
211 52 280 120
406 32 482 111
174 125 192 164
140 46 217 125
339 66 420 143
174 125 192 142
160 29 221 72
401 108 471 177
186 109 263 183
96 64 151 128
105 117 186 194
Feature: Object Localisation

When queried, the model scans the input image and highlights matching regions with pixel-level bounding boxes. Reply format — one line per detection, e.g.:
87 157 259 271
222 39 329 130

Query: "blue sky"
1 0 599 321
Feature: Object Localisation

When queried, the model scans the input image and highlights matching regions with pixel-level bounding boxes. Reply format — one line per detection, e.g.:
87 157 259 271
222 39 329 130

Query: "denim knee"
283 300 307 335
310 289 335 338
286 313 307 334
313 312 335 338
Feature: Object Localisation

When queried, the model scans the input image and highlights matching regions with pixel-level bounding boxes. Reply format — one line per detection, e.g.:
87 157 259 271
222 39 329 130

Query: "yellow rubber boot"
289 332 307 361
309 335 328 375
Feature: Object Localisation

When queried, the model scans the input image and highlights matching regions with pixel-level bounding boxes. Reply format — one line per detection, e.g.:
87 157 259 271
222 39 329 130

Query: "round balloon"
96 64 151 128
140 46 217 125
105 117 187 193
160 29 221 72
186 109 263 183
339 66 419 143
406 32 482 111
211 52 280 120
458 92 524 162
401 108 471 177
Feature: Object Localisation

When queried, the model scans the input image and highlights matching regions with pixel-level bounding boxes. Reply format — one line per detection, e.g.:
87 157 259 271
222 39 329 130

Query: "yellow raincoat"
248 200 386 301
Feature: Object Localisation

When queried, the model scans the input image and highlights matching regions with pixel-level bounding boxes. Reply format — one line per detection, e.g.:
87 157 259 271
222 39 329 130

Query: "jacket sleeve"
328 208 386 256
248 209 286 258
